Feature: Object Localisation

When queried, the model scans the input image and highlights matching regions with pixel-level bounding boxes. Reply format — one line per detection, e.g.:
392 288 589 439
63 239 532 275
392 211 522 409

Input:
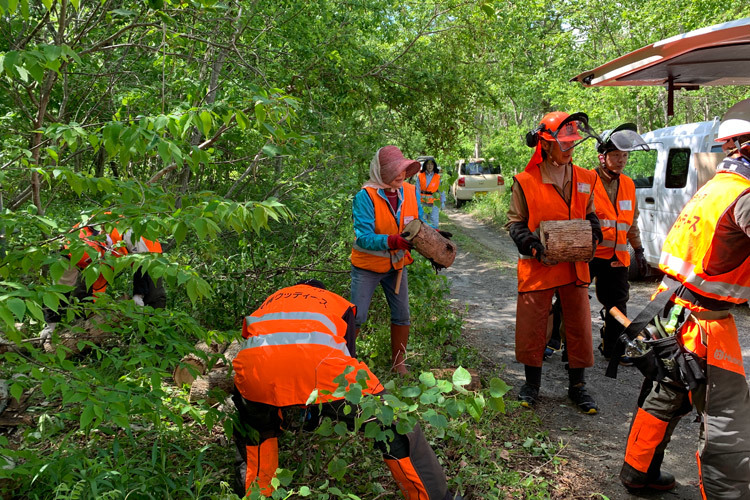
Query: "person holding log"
40 217 166 339
506 111 603 414
231 280 463 500
590 123 650 364
350 145 425 375
617 103 750 496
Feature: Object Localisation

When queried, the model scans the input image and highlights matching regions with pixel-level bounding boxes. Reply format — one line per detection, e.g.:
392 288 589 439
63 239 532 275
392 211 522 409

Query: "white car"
451 158 505 208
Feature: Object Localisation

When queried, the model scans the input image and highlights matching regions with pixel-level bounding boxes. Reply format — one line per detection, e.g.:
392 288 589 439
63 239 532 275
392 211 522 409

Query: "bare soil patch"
441 208 750 500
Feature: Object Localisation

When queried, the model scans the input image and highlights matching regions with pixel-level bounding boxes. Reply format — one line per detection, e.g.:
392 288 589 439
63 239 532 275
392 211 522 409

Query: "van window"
624 149 657 188
665 148 690 188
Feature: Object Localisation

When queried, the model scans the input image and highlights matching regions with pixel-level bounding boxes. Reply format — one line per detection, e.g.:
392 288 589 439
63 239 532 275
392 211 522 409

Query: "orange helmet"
526 111 592 152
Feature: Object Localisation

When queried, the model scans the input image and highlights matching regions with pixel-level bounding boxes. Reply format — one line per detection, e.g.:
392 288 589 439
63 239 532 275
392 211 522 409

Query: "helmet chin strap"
603 166 621 179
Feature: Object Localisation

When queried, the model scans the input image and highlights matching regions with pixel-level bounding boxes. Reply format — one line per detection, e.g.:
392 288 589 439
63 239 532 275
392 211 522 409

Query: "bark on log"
189 366 233 404
42 314 114 358
539 220 593 262
218 339 242 367
402 219 457 268
172 341 228 387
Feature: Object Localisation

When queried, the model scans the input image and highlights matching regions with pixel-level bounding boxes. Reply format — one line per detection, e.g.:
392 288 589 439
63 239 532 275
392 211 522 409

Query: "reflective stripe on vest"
659 170 750 304
593 174 635 266
419 173 440 204
240 331 351 357
513 163 596 292
244 311 339 336
350 184 418 273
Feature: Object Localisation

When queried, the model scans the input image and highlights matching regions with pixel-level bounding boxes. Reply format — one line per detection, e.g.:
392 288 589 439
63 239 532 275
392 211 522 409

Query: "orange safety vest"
232 284 382 407
513 163 597 292
418 172 441 205
350 184 418 273
659 171 750 304
593 173 636 265
67 225 162 295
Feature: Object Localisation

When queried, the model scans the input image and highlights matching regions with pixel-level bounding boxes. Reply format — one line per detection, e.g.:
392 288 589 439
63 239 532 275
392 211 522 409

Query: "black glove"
530 240 546 262
634 247 648 276
437 230 453 240
508 222 540 256
428 257 446 273
591 233 598 258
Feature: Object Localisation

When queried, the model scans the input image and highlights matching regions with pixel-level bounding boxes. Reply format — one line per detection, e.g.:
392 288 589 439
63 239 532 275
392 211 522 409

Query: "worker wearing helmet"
715 98 750 155
506 111 603 414
590 123 650 363
232 280 463 499
40 217 166 340
619 101 750 496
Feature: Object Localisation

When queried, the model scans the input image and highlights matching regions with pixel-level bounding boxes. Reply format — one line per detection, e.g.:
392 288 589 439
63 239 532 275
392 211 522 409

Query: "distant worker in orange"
506 111 603 414
41 217 165 338
231 280 463 499
417 157 445 228
590 123 650 364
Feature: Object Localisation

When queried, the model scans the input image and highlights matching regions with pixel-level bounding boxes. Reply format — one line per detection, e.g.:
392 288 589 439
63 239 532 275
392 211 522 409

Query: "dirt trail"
441 208 750 500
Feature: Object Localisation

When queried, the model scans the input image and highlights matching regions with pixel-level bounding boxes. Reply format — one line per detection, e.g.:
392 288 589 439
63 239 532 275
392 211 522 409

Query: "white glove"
133 295 145 307
40 322 57 340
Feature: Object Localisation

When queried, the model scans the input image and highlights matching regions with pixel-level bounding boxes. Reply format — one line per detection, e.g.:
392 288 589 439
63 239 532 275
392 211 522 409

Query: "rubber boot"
391 323 410 375
382 424 449 499
244 437 278 496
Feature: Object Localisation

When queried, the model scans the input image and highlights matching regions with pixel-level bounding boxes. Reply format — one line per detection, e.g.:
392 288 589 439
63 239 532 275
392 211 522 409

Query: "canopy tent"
571 18 750 115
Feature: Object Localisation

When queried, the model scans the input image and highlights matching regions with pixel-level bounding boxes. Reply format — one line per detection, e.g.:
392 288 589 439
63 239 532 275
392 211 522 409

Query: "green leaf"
299 486 311 497
235 110 249 130
452 366 472 387
489 377 511 398
10 383 22 402
80 404 95 430
254 102 266 124
418 371 436 387
6 297 25 321
41 378 55 397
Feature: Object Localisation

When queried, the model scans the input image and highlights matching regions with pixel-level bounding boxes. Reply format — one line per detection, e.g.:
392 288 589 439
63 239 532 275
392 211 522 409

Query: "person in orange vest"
506 111 603 414
40 221 165 338
416 158 445 229
590 123 650 364
350 146 426 375
231 280 463 499
619 105 750 496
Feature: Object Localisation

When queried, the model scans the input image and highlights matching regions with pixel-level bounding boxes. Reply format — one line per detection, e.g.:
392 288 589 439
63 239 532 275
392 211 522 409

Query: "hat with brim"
378 146 421 184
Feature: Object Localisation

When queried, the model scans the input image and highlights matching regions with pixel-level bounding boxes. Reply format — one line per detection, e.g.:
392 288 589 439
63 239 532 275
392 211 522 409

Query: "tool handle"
394 268 403 295
608 306 631 327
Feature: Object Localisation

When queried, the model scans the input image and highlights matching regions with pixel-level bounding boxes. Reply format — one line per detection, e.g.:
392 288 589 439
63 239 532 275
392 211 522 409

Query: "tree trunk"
172 341 228 387
189 366 233 404
401 219 457 268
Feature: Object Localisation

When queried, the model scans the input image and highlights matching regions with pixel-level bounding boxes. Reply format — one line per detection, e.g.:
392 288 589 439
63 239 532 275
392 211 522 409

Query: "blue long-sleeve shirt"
352 186 425 251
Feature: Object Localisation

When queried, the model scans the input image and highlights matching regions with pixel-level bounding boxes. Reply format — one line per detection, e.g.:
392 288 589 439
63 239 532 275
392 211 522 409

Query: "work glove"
634 247 648 276
428 257 445 273
591 233 599 260
437 230 453 240
387 234 412 251
133 294 145 307
530 240 546 263
40 322 57 340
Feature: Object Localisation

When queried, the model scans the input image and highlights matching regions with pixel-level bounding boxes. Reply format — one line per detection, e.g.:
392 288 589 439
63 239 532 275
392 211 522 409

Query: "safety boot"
390 323 410 375
568 384 598 414
518 383 539 408
621 470 676 491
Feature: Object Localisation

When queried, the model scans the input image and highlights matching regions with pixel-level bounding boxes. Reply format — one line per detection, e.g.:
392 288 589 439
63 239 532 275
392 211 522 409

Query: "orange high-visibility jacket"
232 284 382 407
514 164 597 292
350 184 418 273
418 172 441 205
660 171 750 304
593 174 636 266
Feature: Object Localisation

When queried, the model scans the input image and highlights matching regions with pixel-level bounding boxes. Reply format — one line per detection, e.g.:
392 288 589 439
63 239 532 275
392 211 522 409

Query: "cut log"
189 366 233 404
42 314 115 358
218 339 243 367
172 341 228 387
402 219 457 268
539 219 593 263
431 368 481 391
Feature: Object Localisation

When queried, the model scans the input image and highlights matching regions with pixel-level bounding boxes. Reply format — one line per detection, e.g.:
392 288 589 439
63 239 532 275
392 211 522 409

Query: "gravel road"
441 207 750 500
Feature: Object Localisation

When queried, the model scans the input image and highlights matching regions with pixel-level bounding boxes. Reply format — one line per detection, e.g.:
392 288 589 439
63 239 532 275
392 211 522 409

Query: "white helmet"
715 98 750 143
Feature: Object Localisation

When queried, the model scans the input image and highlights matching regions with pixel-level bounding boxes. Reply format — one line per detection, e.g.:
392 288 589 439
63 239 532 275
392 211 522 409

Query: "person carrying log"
506 111 603 414
350 146 431 375
618 101 750 496
40 215 165 339
231 280 463 500
590 123 650 364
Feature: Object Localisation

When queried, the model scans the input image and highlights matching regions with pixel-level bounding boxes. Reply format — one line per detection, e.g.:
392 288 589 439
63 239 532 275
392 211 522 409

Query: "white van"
626 120 725 274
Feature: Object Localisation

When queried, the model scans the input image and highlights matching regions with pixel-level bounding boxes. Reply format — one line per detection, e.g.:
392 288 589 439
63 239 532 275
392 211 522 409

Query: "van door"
624 146 660 264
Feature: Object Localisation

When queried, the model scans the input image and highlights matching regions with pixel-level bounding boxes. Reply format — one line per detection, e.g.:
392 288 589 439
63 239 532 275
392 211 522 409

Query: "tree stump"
189 366 233 404
401 219 457 268
172 341 228 387
539 219 593 262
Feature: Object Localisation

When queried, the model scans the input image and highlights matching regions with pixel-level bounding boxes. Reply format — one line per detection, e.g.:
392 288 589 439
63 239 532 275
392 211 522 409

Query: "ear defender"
525 125 543 148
